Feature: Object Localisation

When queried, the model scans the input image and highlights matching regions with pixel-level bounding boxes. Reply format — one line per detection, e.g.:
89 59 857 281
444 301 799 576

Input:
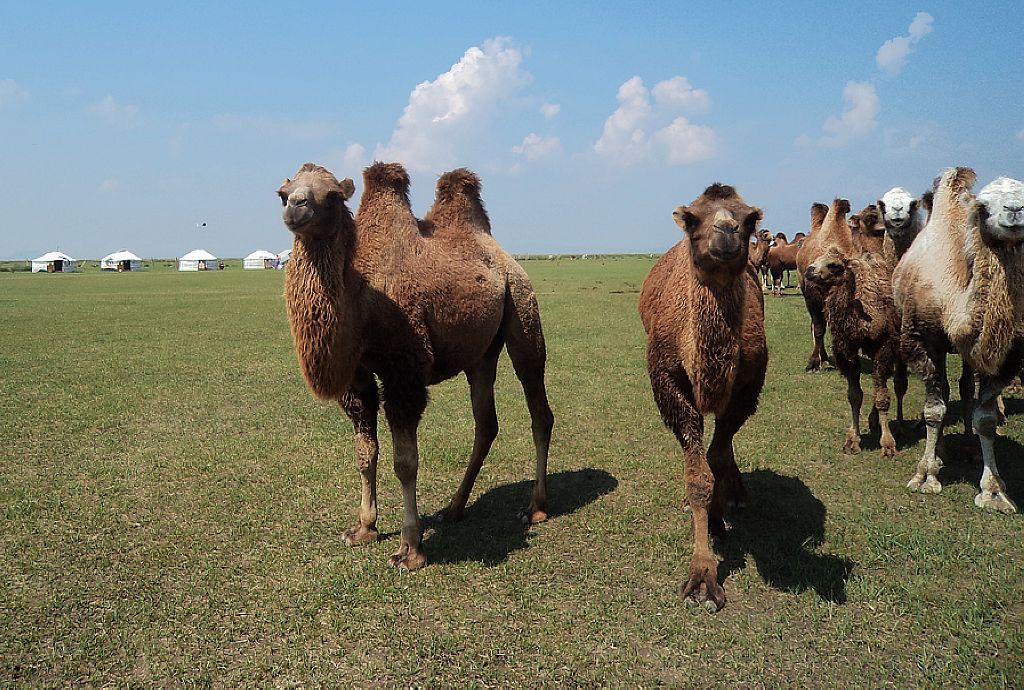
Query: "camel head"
673 183 763 278
853 204 886 252
877 187 917 232
972 177 1024 245
277 163 355 238
804 246 852 288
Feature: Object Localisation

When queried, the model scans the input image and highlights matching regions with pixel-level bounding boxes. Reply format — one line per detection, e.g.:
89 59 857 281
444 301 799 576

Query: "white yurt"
243 249 278 270
277 248 292 268
100 249 142 272
31 251 77 273
178 249 219 271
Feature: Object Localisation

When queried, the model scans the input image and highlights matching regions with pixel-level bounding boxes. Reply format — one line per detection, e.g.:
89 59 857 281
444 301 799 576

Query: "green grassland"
2 259 1022 687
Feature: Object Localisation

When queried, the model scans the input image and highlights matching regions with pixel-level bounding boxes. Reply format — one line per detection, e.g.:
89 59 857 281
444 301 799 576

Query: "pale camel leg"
437 351 501 522
504 281 553 524
340 368 381 546
388 424 427 570
908 373 946 494
973 377 1018 514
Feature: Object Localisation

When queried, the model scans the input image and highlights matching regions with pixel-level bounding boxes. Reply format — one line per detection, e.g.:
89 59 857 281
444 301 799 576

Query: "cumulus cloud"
818 81 879 147
212 113 335 142
540 103 560 119
375 37 531 172
594 76 716 165
877 11 934 75
0 79 28 107
90 95 140 129
342 143 366 169
512 133 561 161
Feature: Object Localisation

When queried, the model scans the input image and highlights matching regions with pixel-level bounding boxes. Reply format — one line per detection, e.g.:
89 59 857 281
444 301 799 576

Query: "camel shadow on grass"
931 432 1024 499
718 470 854 604
421 468 618 567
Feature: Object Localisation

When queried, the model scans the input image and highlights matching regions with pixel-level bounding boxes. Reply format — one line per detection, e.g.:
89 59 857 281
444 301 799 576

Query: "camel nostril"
1005 205 1023 214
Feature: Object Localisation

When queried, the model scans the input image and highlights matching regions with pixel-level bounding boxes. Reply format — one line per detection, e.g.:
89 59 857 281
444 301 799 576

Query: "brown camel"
639 183 767 612
749 229 774 288
893 168 1024 513
850 204 886 255
803 203 901 459
278 162 554 569
766 232 802 295
797 203 835 370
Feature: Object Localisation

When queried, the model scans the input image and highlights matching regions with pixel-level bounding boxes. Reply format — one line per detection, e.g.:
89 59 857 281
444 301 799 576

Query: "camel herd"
277 161 1022 612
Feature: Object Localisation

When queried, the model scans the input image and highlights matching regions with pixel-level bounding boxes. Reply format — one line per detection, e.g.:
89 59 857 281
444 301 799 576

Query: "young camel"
797 203 834 370
278 162 554 569
803 199 900 458
894 168 1024 513
749 229 774 288
640 183 767 612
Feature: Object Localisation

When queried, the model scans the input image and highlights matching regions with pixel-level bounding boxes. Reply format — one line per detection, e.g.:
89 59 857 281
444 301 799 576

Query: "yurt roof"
102 250 142 262
33 251 76 262
244 250 277 260
179 249 218 261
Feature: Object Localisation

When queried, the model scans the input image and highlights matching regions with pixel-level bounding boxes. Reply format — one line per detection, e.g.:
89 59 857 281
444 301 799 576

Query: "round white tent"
100 250 142 272
31 251 77 273
178 249 219 271
277 248 292 268
243 250 278 270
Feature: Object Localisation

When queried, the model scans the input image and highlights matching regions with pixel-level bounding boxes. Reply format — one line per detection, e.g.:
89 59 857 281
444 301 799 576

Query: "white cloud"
342 143 366 169
99 178 120 192
212 113 335 142
375 37 531 172
651 76 710 113
0 79 28 107
818 81 879 148
655 117 718 164
513 133 561 160
540 103 560 119
877 11 934 75
594 76 716 165
90 95 140 129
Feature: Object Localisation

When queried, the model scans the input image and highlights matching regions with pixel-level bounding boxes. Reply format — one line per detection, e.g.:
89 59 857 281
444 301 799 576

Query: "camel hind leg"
870 342 897 458
339 367 382 546
974 370 1019 514
904 340 946 494
503 277 553 524
835 353 864 454
437 340 503 522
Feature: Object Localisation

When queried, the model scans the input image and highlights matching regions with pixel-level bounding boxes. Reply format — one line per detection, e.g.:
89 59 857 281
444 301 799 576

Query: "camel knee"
973 406 999 438
393 455 419 484
923 400 946 426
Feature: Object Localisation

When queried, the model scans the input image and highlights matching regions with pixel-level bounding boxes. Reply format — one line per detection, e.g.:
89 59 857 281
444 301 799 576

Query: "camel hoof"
680 565 725 612
519 508 548 525
843 439 861 455
388 547 427 571
880 443 897 460
974 492 1018 514
342 524 380 546
919 476 942 494
907 475 925 492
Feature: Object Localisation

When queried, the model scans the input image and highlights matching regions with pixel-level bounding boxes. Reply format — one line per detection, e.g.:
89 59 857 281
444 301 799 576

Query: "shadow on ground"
718 470 854 603
422 468 618 566
932 432 1024 498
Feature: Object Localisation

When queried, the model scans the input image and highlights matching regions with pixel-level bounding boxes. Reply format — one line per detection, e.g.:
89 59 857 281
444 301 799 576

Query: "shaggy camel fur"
894 167 1024 514
640 183 767 612
797 203 836 371
803 203 901 458
850 205 886 255
766 232 803 295
278 162 554 569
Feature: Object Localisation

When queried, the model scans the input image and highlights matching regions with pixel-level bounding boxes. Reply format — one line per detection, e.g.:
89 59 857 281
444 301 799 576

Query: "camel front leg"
340 368 381 546
973 376 1018 514
388 423 427 569
906 346 946 494
836 355 863 454
871 346 897 458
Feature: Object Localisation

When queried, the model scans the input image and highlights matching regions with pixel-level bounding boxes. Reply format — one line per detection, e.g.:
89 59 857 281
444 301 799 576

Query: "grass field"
2 259 1022 687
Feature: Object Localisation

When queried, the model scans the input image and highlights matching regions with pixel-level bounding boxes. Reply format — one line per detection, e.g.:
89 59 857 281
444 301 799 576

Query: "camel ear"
672 205 699 233
876 199 886 215
277 178 291 194
338 177 355 200
743 207 763 232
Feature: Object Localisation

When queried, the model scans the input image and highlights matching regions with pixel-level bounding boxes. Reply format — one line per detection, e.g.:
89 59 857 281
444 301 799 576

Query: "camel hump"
702 183 738 200
429 168 491 234
937 166 976 196
921 190 934 214
810 202 829 229
363 162 411 196
832 198 851 215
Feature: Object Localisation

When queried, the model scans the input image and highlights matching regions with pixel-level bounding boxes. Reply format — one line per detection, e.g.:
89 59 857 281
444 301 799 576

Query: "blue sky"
1 2 1020 260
